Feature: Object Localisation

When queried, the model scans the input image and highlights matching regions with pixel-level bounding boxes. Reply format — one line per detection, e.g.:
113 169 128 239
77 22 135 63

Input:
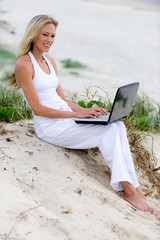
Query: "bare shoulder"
15 54 32 72
15 54 34 88
47 56 58 75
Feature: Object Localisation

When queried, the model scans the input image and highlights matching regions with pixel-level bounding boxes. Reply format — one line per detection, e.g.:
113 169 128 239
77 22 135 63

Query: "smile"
43 44 51 47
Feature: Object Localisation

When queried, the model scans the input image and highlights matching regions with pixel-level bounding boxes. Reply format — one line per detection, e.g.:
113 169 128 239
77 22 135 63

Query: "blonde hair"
9 14 59 86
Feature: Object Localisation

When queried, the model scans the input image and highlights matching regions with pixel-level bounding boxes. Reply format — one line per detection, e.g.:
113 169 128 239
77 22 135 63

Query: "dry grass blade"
86 85 111 104
127 127 160 198
0 124 7 134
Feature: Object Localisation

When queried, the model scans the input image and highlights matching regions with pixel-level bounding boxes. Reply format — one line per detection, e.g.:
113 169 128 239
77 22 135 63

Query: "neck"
31 49 44 62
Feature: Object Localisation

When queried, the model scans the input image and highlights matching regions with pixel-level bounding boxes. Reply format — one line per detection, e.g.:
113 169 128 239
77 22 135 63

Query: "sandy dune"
0 121 160 240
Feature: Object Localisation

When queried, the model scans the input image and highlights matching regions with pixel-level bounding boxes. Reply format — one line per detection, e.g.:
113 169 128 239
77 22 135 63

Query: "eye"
51 35 55 38
43 33 48 36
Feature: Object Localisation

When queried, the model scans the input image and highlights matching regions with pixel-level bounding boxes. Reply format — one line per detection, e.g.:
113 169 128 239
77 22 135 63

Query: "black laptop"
75 82 139 125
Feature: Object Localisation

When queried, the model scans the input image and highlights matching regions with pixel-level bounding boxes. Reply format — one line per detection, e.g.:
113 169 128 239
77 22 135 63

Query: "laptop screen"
109 83 139 122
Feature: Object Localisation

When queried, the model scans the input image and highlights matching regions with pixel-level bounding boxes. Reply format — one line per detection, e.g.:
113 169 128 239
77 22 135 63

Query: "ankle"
121 181 136 196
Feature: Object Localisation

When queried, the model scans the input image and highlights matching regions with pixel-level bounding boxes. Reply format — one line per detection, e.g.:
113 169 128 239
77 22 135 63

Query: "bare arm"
15 56 76 118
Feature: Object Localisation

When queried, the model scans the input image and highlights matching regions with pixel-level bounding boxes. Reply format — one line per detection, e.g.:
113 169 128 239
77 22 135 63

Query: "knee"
109 122 119 132
104 121 126 135
117 120 125 128
114 121 126 131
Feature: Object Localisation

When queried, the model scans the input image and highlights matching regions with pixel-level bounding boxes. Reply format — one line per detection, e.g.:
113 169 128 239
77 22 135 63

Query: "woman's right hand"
75 107 109 119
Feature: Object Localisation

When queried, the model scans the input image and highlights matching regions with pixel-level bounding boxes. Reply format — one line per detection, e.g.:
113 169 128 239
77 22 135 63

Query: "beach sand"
0 0 160 239
0 121 160 240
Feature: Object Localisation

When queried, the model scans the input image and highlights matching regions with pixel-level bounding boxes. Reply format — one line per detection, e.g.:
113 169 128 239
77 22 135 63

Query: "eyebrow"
43 31 56 35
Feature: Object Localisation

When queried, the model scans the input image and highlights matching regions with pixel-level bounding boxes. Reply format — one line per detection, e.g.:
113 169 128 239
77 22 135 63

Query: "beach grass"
61 59 86 69
0 71 11 82
69 71 80 76
0 45 16 70
0 9 7 14
128 95 160 133
0 86 33 122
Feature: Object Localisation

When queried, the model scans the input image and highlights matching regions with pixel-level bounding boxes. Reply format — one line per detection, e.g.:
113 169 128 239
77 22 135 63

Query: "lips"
43 43 51 48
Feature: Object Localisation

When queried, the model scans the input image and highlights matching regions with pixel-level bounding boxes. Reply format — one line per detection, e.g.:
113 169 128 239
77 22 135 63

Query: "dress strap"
42 54 55 75
28 50 40 79
28 51 38 65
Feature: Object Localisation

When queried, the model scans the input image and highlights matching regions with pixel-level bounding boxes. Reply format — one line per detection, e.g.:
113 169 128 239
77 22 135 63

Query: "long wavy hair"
9 14 59 86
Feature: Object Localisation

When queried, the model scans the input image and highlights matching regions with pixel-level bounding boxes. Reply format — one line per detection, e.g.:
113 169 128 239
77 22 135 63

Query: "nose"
47 36 54 44
50 36 54 42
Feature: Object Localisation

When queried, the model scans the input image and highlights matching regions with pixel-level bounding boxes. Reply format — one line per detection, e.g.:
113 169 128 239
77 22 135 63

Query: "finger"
96 109 106 115
92 107 100 112
88 110 100 118
93 107 108 115
93 111 101 118
90 114 98 118
100 108 109 115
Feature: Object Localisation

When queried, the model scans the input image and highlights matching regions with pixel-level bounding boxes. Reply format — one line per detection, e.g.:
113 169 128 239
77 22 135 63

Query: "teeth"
44 44 50 47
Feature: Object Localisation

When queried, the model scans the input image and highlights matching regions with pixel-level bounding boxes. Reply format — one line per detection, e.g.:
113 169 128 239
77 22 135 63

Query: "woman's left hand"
90 106 109 116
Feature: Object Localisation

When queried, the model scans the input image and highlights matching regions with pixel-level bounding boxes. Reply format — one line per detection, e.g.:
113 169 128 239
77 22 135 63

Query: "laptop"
75 82 139 125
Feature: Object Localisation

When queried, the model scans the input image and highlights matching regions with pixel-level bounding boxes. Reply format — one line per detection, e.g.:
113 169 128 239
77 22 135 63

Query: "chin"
43 49 50 53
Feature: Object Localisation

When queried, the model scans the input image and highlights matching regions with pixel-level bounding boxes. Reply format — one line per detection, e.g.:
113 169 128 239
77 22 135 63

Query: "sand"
0 0 160 239
0 120 160 240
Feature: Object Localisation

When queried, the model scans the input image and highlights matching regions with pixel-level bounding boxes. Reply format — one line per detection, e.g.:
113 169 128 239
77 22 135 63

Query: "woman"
12 14 153 213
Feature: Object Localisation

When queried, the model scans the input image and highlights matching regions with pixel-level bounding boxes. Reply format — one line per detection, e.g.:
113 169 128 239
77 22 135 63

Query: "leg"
99 122 154 213
112 122 146 199
99 122 139 191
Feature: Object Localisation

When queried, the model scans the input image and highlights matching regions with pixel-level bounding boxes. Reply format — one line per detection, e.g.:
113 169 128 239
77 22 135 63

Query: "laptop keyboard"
97 113 109 120
88 113 110 121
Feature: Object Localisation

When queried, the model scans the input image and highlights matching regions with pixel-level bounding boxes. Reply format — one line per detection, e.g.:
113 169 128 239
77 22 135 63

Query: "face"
33 23 56 52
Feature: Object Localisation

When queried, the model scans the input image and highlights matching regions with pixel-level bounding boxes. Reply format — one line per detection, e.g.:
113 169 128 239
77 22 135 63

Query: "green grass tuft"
0 86 33 122
0 71 11 82
0 45 16 69
128 95 160 133
61 59 86 69
0 10 7 14
69 71 80 76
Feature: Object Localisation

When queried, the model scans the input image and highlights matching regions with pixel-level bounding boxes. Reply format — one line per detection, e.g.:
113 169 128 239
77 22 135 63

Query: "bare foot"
136 186 146 200
121 182 154 214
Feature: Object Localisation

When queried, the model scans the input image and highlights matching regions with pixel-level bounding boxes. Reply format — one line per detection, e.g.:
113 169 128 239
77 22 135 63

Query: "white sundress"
20 50 139 191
